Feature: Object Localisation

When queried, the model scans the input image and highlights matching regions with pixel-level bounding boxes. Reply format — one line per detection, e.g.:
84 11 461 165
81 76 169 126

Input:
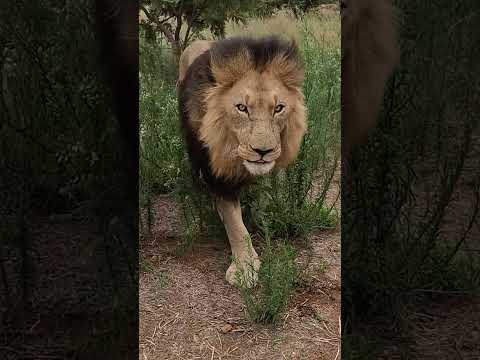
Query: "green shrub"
238 237 298 323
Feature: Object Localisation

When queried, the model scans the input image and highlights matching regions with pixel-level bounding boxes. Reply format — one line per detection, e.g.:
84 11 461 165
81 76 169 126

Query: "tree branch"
140 5 175 44
183 21 192 49
181 0 208 49
139 5 155 22
158 22 175 44
159 15 175 25
174 13 182 43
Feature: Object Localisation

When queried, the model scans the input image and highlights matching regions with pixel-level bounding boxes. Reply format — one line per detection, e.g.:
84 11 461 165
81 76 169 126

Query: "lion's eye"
236 104 248 113
274 104 285 114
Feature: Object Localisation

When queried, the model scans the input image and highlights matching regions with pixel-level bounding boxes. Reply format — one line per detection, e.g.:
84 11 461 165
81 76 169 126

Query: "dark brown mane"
211 36 302 74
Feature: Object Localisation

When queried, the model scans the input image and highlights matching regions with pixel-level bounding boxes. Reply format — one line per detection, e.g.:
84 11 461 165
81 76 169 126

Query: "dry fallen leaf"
220 323 233 334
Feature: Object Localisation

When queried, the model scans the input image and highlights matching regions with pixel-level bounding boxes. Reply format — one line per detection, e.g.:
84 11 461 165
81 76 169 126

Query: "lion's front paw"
226 255 261 288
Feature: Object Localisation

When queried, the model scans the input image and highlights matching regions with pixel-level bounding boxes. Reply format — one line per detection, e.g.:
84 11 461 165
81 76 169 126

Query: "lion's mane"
178 37 306 199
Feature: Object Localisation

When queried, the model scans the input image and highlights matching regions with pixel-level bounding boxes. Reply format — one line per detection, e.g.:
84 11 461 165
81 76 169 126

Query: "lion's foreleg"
215 196 260 287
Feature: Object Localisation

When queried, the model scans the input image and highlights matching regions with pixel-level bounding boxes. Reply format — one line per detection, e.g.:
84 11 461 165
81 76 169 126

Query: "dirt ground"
139 172 341 360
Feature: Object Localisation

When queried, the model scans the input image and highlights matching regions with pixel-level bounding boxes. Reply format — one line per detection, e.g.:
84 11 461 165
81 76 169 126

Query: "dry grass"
224 9 340 47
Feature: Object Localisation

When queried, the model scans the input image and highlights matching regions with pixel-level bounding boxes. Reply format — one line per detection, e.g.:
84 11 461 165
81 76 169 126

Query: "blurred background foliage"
342 0 480 357
1 1 137 357
1 0 129 228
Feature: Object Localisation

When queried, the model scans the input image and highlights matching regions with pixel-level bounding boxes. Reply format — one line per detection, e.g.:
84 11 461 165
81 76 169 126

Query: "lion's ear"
210 47 253 86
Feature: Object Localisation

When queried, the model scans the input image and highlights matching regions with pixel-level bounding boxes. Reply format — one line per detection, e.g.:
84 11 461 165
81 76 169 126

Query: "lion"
341 0 400 156
177 36 306 287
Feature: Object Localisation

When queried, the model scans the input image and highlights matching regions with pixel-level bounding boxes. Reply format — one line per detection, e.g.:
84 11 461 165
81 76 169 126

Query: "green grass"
139 53 182 200
140 256 155 273
237 238 299 323
139 9 340 323
153 269 168 289
140 257 168 289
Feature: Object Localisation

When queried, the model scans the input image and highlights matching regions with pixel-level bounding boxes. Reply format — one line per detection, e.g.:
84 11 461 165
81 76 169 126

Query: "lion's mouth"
246 159 270 164
242 159 275 176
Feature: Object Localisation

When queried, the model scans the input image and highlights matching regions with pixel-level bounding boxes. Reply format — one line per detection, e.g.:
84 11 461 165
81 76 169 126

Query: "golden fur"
341 0 400 154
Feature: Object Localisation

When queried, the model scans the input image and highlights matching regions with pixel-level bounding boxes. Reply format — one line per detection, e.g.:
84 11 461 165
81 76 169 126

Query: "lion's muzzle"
238 143 281 176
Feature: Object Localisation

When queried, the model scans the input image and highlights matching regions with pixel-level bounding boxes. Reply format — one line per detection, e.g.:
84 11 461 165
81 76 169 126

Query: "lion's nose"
252 147 274 157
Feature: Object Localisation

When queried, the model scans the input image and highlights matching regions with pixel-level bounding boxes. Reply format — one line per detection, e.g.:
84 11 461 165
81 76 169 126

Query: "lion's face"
216 70 299 176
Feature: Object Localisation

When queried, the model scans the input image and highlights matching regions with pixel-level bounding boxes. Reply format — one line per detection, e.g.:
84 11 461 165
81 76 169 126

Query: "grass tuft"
237 237 298 323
